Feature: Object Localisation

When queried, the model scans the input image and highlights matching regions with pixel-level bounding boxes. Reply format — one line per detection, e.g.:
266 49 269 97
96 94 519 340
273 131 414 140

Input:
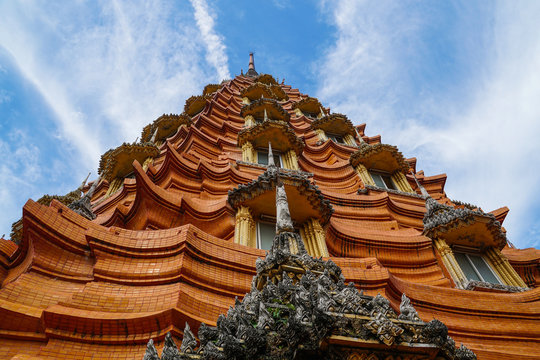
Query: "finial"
86 176 101 199
354 126 365 144
268 142 275 168
79 172 91 190
241 69 243 75
150 127 159 143
246 52 258 77
275 179 294 234
319 106 326 117
264 108 268 122
410 170 429 197
134 136 139 144
249 52 255 70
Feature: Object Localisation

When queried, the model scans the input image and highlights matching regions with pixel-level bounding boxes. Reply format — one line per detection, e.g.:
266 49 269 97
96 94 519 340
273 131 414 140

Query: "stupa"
0 54 538 359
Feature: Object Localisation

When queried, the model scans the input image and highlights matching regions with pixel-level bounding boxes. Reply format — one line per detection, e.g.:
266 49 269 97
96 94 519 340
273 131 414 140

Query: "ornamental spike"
319 106 326 117
264 108 268 122
150 127 159 144
410 170 429 197
275 179 294 234
79 172 91 191
268 142 275 169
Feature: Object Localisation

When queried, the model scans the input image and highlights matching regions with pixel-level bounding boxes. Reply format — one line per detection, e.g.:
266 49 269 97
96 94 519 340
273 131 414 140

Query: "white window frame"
455 252 502 284
369 170 397 190
256 221 275 250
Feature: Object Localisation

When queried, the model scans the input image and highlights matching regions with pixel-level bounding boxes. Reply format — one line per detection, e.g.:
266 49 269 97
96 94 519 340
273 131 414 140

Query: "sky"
0 0 539 249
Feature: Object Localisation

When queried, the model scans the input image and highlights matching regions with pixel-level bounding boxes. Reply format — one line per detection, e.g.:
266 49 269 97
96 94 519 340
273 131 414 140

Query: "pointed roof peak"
246 52 258 77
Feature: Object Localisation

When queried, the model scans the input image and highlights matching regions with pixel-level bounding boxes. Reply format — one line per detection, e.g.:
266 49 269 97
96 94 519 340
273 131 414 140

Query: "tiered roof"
0 55 538 360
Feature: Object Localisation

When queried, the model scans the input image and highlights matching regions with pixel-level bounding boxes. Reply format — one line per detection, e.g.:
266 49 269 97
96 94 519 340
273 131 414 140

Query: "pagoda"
0 54 538 360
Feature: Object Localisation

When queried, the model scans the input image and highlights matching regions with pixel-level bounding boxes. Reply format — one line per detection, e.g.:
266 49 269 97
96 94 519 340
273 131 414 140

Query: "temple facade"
0 54 539 359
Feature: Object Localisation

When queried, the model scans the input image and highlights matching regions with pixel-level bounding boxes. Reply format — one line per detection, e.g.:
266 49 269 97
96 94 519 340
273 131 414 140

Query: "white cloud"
0 1 222 166
189 0 231 81
316 0 540 248
0 0 231 238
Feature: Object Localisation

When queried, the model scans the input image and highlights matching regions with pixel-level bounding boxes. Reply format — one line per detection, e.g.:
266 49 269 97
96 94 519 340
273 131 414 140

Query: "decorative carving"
143 338 160 360
184 94 211 116
144 179 475 360
98 142 159 182
358 185 425 199
398 294 421 322
161 332 181 360
423 197 507 250
180 322 198 353
311 113 356 137
240 98 290 122
141 114 191 143
227 160 333 226
464 280 527 293
350 143 410 174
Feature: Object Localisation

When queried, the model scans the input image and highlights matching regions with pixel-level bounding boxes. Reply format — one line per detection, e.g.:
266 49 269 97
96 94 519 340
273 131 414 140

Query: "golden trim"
355 164 375 187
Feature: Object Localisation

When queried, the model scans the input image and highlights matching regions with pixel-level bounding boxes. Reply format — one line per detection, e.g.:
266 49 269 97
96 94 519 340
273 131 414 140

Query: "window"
327 134 345 144
257 221 275 250
370 171 396 190
257 150 281 167
454 252 501 284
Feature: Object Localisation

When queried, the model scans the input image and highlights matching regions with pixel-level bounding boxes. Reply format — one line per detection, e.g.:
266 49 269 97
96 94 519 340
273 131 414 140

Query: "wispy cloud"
0 0 231 238
316 0 540 248
189 0 231 81
0 1 220 165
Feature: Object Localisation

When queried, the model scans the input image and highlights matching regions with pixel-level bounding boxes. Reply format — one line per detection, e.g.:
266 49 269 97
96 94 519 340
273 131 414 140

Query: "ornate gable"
240 98 290 122
350 143 410 174
423 198 507 250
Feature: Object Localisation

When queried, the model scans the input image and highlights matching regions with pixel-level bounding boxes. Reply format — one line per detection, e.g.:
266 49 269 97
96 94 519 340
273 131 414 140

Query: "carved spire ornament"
68 176 100 220
267 142 276 168
275 180 294 235
150 127 159 144
410 170 429 197
246 52 258 77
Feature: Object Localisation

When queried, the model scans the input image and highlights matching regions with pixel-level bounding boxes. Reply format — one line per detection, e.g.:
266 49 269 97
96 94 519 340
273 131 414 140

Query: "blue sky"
1 1 539 249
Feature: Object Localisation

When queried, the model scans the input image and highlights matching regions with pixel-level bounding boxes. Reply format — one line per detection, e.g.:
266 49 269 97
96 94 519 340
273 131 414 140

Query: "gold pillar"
301 218 329 257
244 115 255 127
142 157 153 171
391 171 414 193
355 164 375 187
344 134 356 146
434 238 468 288
234 206 256 248
105 177 123 197
242 142 256 163
288 236 299 255
486 248 527 287
314 129 328 142
282 150 299 170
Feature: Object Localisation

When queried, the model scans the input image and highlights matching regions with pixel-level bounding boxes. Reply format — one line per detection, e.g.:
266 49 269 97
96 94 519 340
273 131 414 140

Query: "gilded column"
392 171 414 193
314 129 328 142
242 142 256 163
486 248 526 287
434 238 468 288
142 157 153 171
105 177 123 197
309 218 329 257
235 206 255 248
344 134 356 146
355 164 375 186
284 150 299 170
244 115 255 127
